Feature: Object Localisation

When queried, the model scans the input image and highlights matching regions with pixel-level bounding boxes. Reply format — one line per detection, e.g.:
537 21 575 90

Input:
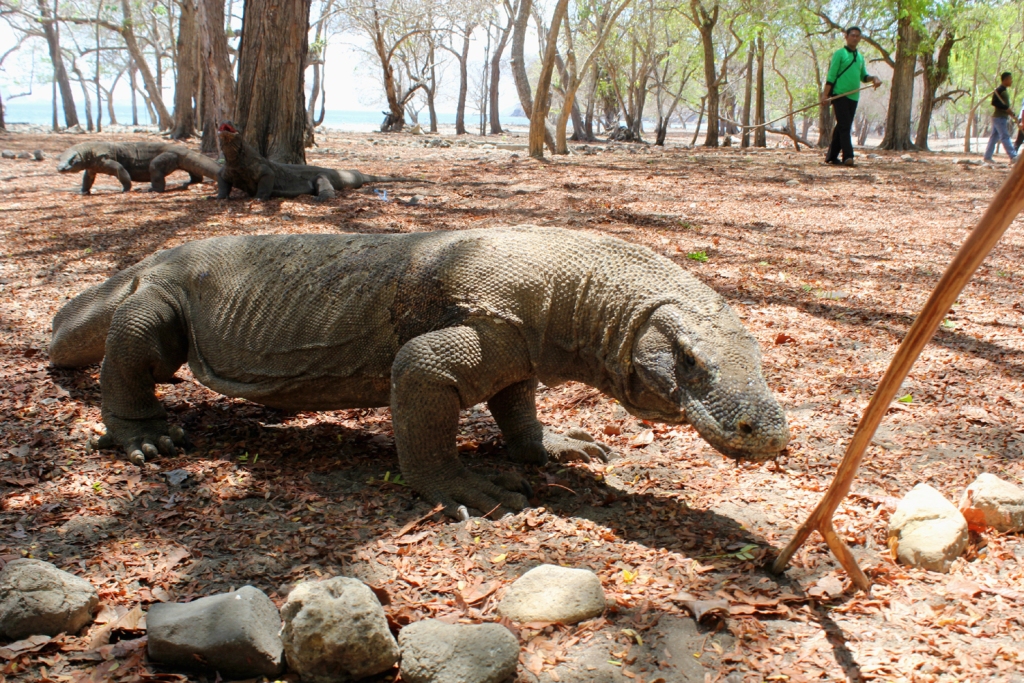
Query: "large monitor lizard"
216 122 425 200
57 141 221 194
50 226 789 518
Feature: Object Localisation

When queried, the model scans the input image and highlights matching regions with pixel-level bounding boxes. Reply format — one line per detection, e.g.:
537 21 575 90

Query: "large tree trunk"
171 0 199 139
510 0 554 151
754 33 766 147
741 45 753 148
234 0 312 163
914 28 955 151
455 28 472 135
879 13 919 151
37 0 79 129
528 0 569 158
198 0 236 152
119 0 172 130
489 8 514 134
0 89 5 131
691 0 719 147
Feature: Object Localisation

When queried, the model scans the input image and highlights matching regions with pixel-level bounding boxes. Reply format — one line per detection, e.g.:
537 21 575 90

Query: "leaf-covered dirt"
1 130 1023 683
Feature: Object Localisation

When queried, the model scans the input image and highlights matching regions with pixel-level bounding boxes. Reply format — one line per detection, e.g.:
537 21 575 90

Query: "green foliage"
686 250 709 262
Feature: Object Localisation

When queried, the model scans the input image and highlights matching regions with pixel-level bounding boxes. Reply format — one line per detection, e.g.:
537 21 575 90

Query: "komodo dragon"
216 122 423 200
57 141 221 194
50 226 789 518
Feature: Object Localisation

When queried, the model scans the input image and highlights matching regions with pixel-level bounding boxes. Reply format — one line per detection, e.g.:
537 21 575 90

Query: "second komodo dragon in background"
216 122 422 200
50 226 789 518
57 141 221 194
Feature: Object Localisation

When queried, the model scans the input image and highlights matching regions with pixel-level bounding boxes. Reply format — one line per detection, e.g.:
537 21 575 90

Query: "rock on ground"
280 577 399 683
497 564 606 624
398 619 519 683
146 585 284 678
888 483 968 573
0 559 99 639
959 473 1024 532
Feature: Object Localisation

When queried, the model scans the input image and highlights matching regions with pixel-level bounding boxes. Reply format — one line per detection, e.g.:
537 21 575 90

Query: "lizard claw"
543 427 612 463
457 505 471 521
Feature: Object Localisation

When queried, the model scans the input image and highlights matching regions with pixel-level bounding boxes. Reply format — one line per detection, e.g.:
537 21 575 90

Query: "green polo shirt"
826 46 871 101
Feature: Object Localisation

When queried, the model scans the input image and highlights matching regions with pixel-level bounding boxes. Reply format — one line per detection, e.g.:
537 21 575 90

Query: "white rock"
281 577 399 683
888 484 968 573
785 179 800 187
959 473 1024 532
0 559 98 639
497 564 605 624
399 619 519 683
900 154 913 161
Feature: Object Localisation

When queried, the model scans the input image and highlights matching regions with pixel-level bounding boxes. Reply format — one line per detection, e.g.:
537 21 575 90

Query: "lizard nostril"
737 420 754 436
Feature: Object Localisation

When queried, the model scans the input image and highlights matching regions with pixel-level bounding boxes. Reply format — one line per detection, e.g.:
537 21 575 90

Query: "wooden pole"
770 157 1024 590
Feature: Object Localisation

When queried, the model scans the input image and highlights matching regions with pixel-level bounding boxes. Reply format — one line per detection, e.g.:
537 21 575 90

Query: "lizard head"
217 121 241 160
57 146 88 173
625 304 789 462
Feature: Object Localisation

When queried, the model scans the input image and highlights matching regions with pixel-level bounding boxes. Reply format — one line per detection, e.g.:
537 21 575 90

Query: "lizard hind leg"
148 152 180 192
391 323 535 518
96 285 189 465
313 174 337 202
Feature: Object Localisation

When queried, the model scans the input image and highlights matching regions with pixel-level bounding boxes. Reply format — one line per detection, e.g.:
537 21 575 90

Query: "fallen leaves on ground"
1 129 1023 682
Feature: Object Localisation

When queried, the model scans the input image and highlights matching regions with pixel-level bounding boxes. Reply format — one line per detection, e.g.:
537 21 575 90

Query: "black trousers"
1016 126 1023 153
827 96 859 162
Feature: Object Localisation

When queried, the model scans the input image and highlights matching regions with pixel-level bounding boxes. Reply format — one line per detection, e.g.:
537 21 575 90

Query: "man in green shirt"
822 26 882 167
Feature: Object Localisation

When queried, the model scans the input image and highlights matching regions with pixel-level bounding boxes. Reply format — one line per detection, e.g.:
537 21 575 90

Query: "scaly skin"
57 142 221 194
216 122 426 201
50 227 789 518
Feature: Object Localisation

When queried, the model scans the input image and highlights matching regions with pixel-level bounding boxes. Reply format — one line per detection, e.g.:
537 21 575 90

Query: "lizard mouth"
218 122 238 134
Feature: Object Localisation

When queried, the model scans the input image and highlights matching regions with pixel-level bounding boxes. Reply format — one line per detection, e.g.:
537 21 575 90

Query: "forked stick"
770 158 1024 590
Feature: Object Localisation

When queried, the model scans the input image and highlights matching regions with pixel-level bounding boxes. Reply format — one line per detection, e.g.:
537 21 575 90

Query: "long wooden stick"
770 156 1024 590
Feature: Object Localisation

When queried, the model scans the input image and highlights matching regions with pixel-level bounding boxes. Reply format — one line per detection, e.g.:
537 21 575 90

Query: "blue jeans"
985 117 1017 161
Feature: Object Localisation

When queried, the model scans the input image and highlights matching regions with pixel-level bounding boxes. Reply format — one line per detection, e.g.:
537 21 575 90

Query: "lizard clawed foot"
423 469 529 520
88 419 187 466
542 427 612 463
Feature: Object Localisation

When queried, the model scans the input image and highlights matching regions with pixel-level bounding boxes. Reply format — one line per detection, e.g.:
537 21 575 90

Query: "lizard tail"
50 260 149 367
363 174 435 185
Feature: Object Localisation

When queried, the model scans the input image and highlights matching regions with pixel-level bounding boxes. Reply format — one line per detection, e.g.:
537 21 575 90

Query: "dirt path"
1 129 1023 683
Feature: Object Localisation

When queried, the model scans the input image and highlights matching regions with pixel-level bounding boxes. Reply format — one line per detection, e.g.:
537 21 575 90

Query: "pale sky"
0 18 532 121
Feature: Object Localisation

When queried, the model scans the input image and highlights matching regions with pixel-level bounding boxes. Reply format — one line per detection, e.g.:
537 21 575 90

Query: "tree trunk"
198 0 237 152
529 0 569 158
171 0 199 139
0 89 5 131
37 0 79 129
71 63 94 130
691 0 719 148
879 12 919 151
741 45 753 147
489 8 514 134
130 64 139 125
120 0 173 130
754 33 765 147
914 28 955 151
510 0 555 150
455 28 472 135
234 0 311 163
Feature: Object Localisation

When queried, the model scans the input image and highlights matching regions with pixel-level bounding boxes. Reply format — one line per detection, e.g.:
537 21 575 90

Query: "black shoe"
843 158 856 167
823 158 840 165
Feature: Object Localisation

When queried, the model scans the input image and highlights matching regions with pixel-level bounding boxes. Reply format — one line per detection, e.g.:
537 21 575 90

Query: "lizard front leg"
489 379 611 464
94 285 189 464
391 320 534 518
94 159 132 192
81 169 96 195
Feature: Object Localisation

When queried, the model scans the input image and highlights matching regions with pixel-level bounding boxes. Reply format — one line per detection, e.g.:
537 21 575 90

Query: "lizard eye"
683 352 696 367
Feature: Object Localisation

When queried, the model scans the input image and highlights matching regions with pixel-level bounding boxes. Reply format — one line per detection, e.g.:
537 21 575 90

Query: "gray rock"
281 577 399 682
146 585 284 678
0 559 99 639
33 150 44 161
888 483 968 573
398 619 519 683
1 150 15 159
497 564 605 624
959 473 1024 532
15 151 31 160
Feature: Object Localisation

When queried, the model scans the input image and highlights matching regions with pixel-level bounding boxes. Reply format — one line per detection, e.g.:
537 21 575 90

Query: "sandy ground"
1 127 1024 683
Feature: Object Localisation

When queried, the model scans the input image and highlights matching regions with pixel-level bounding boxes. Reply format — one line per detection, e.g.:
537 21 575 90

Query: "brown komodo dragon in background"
216 122 424 200
57 141 221 194
50 226 789 518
